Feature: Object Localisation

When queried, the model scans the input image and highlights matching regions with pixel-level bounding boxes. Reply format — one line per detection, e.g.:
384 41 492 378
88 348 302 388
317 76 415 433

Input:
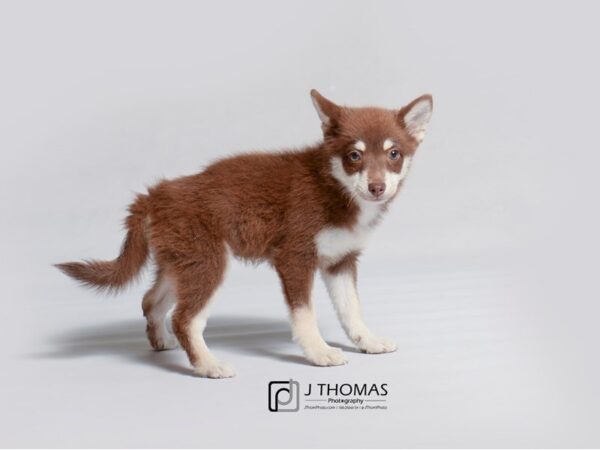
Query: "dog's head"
311 89 432 203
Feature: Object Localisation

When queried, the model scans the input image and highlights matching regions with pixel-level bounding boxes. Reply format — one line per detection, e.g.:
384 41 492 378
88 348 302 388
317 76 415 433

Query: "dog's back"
144 148 341 262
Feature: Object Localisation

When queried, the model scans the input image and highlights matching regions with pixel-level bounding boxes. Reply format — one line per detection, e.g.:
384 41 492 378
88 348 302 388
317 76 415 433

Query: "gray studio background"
1 0 599 447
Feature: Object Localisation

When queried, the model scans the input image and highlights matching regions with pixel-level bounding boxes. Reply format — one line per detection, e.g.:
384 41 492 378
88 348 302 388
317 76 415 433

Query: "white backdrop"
1 0 599 447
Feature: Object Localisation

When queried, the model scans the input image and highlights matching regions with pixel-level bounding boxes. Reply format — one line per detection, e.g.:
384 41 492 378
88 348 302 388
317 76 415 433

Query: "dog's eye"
349 151 362 162
389 149 400 160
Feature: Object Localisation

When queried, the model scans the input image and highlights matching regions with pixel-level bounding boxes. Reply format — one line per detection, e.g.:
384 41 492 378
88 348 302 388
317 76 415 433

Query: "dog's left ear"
397 95 433 144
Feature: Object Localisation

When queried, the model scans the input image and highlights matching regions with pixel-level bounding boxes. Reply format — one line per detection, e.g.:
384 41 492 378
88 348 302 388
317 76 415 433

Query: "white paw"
305 345 348 367
356 334 397 354
155 333 179 351
194 360 236 379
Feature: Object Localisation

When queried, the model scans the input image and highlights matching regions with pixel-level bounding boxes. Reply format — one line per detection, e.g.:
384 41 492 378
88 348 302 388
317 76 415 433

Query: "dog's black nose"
368 182 386 197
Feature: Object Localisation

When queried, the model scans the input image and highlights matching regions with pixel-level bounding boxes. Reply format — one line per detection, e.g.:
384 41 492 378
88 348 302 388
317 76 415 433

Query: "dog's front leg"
321 255 397 354
275 257 347 366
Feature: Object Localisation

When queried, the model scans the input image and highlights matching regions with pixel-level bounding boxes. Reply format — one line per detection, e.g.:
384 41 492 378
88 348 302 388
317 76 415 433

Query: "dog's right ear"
310 89 342 134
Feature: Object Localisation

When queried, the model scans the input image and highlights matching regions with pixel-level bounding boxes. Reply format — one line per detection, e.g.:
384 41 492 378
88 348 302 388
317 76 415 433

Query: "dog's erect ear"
397 95 433 144
310 89 342 130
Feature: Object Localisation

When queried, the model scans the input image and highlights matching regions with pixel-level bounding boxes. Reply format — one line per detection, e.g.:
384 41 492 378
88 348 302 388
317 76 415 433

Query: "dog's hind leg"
170 239 234 378
142 269 178 351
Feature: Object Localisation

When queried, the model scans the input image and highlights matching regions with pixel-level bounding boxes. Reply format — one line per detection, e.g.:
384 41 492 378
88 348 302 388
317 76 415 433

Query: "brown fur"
55 194 150 293
326 252 359 277
56 90 432 374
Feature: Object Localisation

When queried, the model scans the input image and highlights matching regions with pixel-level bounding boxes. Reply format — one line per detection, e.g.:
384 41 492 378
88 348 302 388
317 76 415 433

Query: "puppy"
57 90 433 378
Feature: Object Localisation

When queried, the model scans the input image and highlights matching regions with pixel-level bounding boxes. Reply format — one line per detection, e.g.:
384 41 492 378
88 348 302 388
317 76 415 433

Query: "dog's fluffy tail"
55 194 151 293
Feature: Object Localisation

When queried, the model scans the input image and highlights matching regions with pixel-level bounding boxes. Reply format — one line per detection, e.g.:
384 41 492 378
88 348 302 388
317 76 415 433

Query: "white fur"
291 305 347 366
315 200 380 265
403 99 432 143
316 157 386 264
383 138 394 150
188 300 235 378
321 270 397 353
383 155 412 199
354 140 366 151
147 276 178 350
399 155 412 181
321 270 396 353
329 156 363 195
321 270 367 337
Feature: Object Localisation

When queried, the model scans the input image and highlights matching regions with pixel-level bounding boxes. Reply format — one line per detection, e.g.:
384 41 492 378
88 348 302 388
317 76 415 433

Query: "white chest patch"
316 200 382 264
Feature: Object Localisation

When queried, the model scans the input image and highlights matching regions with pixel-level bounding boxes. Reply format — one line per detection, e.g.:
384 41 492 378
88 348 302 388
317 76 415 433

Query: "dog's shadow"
33 315 343 376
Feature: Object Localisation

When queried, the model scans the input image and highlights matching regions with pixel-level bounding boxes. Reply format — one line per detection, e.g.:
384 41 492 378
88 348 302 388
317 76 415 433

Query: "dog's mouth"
356 191 388 203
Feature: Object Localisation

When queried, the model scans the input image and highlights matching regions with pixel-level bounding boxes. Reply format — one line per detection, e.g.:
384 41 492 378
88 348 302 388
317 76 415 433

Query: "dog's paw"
155 334 179 351
305 345 348 367
356 334 397 354
194 360 236 379
148 326 179 351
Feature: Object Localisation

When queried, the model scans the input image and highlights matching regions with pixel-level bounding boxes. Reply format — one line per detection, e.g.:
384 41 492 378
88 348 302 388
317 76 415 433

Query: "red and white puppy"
57 90 433 378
